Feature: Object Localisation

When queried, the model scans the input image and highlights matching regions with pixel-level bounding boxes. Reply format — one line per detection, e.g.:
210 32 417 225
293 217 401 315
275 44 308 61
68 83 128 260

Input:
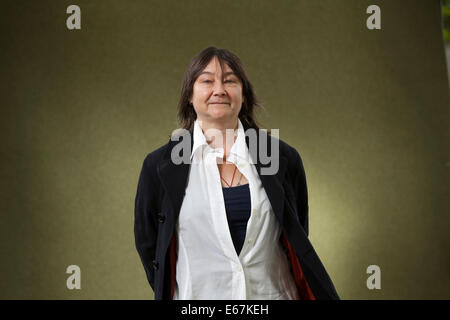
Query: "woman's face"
190 57 243 125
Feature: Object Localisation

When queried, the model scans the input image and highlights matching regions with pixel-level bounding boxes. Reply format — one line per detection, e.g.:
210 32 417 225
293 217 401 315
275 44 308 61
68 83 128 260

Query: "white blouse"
173 119 299 300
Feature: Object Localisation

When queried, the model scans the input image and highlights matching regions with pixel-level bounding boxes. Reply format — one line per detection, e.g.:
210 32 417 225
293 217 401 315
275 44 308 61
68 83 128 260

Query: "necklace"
220 166 238 187
236 172 243 186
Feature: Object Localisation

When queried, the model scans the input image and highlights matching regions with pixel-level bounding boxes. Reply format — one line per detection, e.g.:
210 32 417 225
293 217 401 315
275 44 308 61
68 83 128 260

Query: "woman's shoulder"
267 133 306 174
141 140 172 170
263 131 304 163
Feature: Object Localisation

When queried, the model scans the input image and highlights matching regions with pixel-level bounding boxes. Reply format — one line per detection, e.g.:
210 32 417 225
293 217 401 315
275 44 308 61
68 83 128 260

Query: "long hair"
177 46 264 131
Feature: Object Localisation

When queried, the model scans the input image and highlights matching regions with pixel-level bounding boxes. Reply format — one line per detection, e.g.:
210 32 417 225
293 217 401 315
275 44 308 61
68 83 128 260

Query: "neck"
197 118 239 158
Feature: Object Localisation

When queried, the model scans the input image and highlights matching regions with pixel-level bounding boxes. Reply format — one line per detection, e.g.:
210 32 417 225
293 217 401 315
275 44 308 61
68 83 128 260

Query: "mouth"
209 102 230 105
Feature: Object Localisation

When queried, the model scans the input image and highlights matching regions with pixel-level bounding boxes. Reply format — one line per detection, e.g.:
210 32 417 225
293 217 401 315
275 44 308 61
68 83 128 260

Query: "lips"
209 102 230 105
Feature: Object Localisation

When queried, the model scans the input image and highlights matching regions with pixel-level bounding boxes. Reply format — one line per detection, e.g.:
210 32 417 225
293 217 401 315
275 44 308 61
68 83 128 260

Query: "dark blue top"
222 183 251 256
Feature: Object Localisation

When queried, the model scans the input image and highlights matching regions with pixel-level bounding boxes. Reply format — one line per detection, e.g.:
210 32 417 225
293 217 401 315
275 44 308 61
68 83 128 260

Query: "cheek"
192 85 210 101
232 88 244 104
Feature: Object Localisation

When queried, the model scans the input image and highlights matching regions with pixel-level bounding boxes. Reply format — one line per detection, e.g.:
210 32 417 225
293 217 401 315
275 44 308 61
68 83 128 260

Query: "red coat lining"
168 232 315 300
279 233 316 299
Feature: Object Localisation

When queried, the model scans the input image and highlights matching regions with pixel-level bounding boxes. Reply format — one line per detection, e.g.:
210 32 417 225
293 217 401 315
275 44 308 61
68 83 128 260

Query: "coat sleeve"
134 154 159 291
292 150 309 237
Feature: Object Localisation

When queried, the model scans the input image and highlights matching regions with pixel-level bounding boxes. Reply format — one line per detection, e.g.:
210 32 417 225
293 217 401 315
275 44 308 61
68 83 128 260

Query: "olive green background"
1 0 449 299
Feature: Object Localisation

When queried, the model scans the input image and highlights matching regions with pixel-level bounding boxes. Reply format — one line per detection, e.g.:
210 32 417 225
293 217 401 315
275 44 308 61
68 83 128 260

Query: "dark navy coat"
134 126 339 300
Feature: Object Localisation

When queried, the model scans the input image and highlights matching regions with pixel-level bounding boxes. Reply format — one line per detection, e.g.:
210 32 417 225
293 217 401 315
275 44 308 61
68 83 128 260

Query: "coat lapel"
249 131 288 227
157 132 193 225
157 127 288 227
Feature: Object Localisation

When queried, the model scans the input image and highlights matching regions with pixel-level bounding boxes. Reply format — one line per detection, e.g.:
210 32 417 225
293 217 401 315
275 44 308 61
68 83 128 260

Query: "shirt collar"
228 119 249 164
190 120 209 161
190 118 249 164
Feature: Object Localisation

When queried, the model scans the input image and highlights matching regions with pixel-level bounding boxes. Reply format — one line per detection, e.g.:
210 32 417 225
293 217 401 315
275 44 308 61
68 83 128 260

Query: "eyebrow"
198 71 237 77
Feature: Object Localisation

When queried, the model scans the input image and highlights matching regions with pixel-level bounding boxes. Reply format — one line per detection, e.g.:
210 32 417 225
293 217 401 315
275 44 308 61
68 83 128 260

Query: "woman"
134 46 339 300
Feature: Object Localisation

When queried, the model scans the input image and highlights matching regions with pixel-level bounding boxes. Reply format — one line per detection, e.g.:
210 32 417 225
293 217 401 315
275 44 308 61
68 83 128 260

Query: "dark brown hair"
177 46 263 131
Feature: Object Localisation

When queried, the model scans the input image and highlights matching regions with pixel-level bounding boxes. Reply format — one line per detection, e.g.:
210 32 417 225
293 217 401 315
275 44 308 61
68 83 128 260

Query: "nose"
213 80 226 96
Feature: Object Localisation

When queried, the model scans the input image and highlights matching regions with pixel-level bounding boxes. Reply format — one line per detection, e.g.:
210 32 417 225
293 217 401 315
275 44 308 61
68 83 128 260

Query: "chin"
208 110 232 119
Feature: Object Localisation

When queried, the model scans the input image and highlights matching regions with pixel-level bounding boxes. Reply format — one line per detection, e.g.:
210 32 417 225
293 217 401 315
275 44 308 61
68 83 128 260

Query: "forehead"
202 57 233 73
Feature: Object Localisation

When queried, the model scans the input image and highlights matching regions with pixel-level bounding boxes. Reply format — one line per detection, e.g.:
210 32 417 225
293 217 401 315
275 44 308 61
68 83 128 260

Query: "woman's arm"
292 149 309 237
134 154 159 290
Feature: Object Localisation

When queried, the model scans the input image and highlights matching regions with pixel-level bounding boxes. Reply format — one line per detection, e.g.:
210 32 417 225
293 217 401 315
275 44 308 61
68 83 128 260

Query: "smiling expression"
190 56 243 124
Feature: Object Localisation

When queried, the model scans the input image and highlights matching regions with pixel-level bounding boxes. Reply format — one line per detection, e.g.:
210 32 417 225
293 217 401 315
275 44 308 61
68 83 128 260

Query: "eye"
224 79 235 83
203 79 212 84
